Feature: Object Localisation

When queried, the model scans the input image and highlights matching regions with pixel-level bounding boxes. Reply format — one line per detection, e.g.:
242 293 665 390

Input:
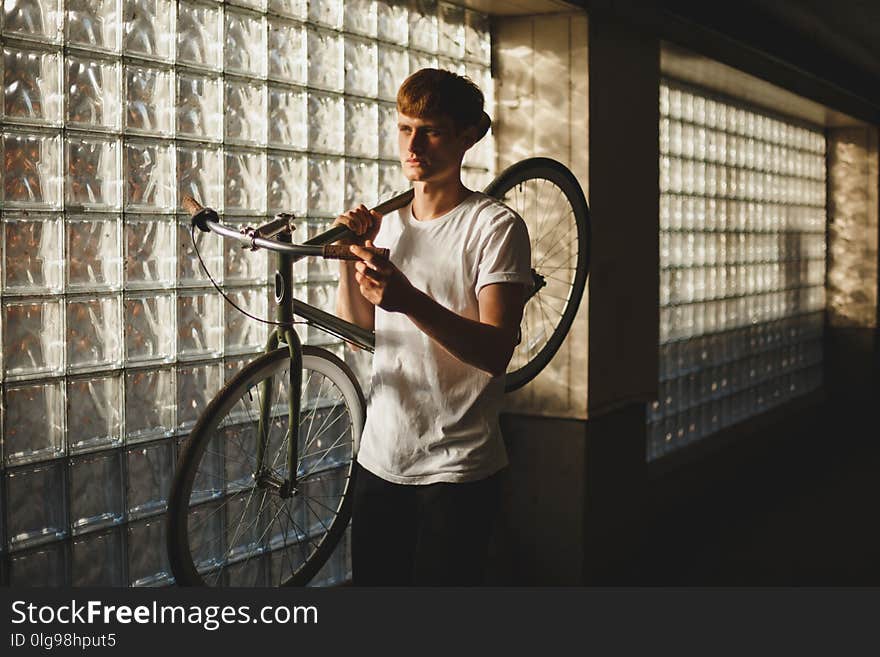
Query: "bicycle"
166 157 591 586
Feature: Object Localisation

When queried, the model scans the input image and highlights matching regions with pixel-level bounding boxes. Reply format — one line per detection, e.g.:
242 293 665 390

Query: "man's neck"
411 179 473 221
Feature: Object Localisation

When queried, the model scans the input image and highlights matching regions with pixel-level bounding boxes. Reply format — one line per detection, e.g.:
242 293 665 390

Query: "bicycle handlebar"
182 189 415 261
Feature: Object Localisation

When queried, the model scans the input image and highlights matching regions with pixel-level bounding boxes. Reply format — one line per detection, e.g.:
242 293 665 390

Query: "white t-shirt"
356 191 532 485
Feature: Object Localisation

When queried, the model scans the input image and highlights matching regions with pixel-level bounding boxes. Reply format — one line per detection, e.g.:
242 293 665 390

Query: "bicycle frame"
185 189 412 498
260 232 374 498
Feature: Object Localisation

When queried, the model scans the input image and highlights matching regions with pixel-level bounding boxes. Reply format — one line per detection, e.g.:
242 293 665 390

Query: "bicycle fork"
255 237 302 498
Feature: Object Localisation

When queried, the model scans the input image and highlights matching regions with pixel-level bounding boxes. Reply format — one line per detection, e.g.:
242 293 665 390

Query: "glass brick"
228 0 265 8
465 9 489 64
378 161 408 199
3 298 64 378
125 367 175 441
176 73 223 141
308 156 344 216
2 214 63 293
309 0 341 28
438 2 464 58
177 362 222 429
345 99 378 158
177 0 223 69
6 461 67 549
305 280 336 315
307 26 343 92
408 0 438 53
409 50 438 74
378 103 399 159
177 292 222 359
72 528 125 585
378 44 408 101
225 80 267 146
128 516 172 585
297 218 331 282
10 543 68 585
345 159 378 209
344 0 377 36
65 136 122 209
224 288 268 353
268 19 306 84
178 219 222 285
3 381 64 465
2 131 62 208
66 57 121 130
307 91 343 154
4 0 62 42
125 65 174 135
344 35 377 97
188 500 223 571
268 86 307 150
224 492 273 561
125 140 175 209
177 144 223 211
267 0 305 19
126 439 173 518
268 152 307 213
225 149 267 214
123 293 175 363
377 0 408 44
3 47 63 125
437 55 465 76
66 295 122 371
123 0 174 61
223 222 269 283
225 9 266 77
67 373 123 453
124 216 175 288
67 0 121 52
185 432 221 501
70 450 124 533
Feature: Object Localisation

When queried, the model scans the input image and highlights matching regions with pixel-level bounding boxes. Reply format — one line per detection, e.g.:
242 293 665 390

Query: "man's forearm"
337 261 375 332
404 288 516 377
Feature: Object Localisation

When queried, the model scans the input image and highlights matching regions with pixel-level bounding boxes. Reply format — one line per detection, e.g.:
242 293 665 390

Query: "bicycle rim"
168 346 365 586
484 157 591 392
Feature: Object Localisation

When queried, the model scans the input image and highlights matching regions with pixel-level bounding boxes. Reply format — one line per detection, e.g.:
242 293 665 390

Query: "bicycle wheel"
483 157 591 392
167 345 365 586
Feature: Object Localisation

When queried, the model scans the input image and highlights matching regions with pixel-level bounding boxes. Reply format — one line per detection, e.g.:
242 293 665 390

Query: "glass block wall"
0 0 494 586
648 79 827 462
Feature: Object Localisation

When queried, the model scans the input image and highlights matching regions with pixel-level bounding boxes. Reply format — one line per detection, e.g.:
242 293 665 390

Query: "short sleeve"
475 209 533 294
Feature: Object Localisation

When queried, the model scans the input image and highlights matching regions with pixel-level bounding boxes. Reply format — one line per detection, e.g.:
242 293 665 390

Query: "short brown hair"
397 68 488 135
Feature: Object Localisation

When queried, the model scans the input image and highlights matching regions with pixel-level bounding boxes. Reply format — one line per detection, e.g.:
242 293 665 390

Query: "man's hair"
397 68 490 138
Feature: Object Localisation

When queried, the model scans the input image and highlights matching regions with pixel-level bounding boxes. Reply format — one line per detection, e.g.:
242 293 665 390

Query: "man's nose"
407 130 425 153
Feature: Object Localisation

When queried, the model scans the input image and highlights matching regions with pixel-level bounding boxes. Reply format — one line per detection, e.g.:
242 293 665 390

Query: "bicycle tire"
167 345 365 586
483 157 591 392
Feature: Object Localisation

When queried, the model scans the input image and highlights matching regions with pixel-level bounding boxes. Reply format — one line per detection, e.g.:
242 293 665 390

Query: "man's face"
397 112 471 183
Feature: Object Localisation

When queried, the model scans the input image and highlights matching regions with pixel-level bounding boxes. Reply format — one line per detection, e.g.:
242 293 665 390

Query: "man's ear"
461 112 492 150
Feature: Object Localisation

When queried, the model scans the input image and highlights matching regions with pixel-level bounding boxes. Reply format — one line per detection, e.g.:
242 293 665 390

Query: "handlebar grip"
323 244 390 261
182 195 203 216
182 195 218 232
372 188 414 215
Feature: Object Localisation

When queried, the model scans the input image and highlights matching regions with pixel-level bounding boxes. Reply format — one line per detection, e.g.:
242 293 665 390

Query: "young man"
334 68 532 586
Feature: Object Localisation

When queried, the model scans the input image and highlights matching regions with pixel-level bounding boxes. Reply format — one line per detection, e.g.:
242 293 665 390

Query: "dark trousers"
351 462 503 586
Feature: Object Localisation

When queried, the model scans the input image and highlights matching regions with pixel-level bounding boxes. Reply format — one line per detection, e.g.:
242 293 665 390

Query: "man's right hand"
333 204 382 244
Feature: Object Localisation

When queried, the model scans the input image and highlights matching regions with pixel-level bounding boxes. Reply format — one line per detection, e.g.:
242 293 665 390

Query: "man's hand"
350 241 416 313
332 204 382 244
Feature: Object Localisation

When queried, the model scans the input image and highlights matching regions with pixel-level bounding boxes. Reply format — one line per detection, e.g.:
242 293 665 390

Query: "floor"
636 404 880 586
